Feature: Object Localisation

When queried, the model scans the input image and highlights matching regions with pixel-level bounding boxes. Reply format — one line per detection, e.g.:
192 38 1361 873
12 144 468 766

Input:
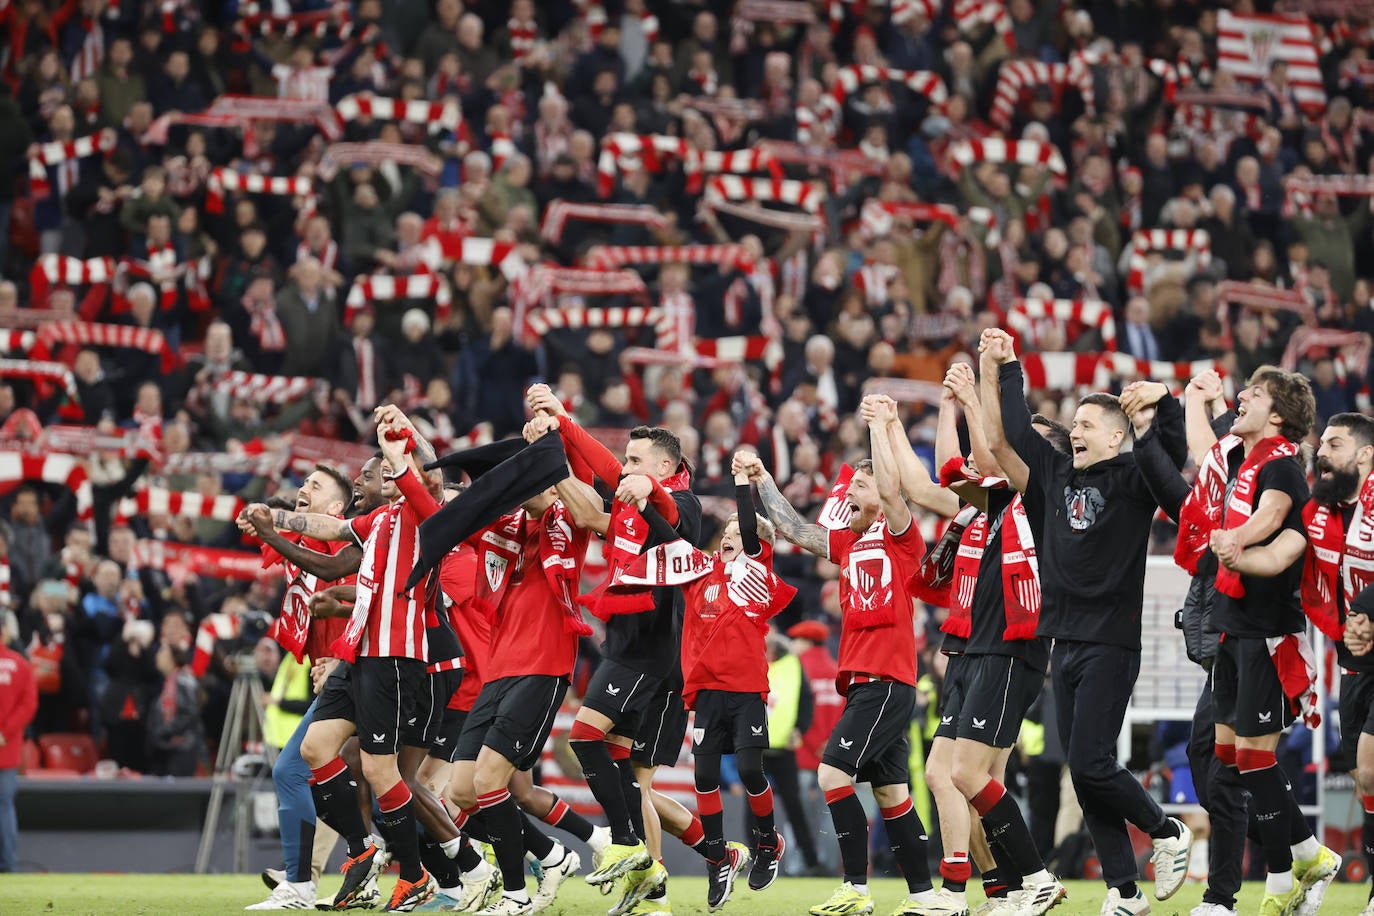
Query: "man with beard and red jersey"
1133 367 1340 916
439 419 599 916
737 394 939 916
609 459 797 911
245 422 441 913
238 464 376 911
525 383 705 916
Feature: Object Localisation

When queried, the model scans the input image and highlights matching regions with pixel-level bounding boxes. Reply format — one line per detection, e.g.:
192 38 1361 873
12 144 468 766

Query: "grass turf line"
2 875 1370 915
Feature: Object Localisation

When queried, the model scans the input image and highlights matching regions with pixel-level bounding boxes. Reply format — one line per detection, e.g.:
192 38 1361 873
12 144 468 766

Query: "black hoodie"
999 361 1186 650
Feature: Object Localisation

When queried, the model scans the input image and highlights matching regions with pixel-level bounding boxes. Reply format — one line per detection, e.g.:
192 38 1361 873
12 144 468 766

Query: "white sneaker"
900 887 968 915
1360 898 1374 916
1015 876 1067 916
475 893 535 915
247 881 316 910
973 897 1021 916
1099 888 1149 916
531 844 580 911
1189 904 1236 916
589 825 613 864
1150 818 1192 901
457 861 503 913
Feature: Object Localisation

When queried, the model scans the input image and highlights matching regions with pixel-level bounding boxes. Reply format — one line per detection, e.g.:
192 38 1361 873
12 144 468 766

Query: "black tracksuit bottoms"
1188 681 1252 911
1052 639 1170 888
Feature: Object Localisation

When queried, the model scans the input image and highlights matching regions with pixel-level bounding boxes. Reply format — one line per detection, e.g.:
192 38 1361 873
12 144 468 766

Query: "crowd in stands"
1 0 1372 780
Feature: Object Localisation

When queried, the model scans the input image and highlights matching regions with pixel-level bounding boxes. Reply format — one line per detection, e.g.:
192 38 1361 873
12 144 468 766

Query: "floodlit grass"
2 874 1370 915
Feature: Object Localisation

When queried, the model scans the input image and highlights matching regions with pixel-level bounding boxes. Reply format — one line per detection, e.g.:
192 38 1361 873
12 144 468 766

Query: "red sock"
970 780 1006 817
680 816 705 848
1215 742 1237 768
823 785 856 806
377 781 412 814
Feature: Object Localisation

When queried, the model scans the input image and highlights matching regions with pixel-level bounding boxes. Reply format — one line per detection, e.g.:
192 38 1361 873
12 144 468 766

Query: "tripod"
195 654 278 874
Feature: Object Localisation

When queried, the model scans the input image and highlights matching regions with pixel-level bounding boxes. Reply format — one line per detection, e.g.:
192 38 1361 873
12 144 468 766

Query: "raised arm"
242 503 353 543
243 506 364 580
557 474 612 535
735 473 762 557
946 360 1016 498
892 400 962 517
982 329 1062 484
862 395 913 535
1184 370 1225 465
734 451 829 558
977 344 1031 491
528 384 623 486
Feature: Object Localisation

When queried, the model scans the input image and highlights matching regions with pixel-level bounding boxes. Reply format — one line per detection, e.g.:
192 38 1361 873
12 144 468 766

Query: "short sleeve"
1259 458 1309 535
883 513 924 561
827 527 857 563
348 505 385 547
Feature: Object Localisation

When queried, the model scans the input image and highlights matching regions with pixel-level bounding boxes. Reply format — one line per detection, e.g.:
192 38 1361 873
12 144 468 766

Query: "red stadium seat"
38 733 99 774
19 739 41 774
24 768 83 779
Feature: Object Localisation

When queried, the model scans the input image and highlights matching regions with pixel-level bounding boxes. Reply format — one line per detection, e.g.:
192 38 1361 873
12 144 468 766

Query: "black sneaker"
330 843 382 909
748 832 785 892
706 850 739 912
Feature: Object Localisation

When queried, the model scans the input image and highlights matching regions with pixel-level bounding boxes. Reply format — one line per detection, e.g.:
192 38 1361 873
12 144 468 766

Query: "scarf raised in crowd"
1300 470 1374 642
581 465 691 620
612 539 797 632
922 457 1041 640
1175 434 1300 598
474 504 592 637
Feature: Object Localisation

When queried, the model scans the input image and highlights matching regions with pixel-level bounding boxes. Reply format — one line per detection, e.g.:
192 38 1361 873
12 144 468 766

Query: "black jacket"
999 361 1186 650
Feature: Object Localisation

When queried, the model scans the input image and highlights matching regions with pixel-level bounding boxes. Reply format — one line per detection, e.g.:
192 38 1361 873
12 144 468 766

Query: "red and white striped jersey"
346 499 428 661
272 64 334 102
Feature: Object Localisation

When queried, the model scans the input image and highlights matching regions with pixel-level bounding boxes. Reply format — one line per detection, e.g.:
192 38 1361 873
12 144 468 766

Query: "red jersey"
273 534 354 663
796 644 844 770
341 485 428 661
679 542 787 708
472 507 587 681
440 544 490 710
828 519 922 693
0 645 36 769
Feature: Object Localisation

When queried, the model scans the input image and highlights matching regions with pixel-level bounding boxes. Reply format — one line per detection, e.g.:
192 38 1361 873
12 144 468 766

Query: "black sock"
478 788 528 895
572 738 636 845
1288 790 1312 844
1238 760 1295 873
982 867 1010 899
540 795 595 843
375 789 423 883
825 786 870 886
456 839 482 872
522 811 556 861
309 760 369 857
700 806 726 863
981 792 1046 879
1116 881 1139 898
420 834 464 887
293 818 316 884
463 811 493 844
1148 816 1181 840
881 797 934 894
615 756 646 838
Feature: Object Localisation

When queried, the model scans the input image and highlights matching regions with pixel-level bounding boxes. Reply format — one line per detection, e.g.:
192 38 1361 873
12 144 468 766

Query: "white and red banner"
1217 11 1326 114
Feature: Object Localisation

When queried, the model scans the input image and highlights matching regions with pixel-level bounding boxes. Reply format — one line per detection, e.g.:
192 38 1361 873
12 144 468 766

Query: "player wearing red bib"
739 393 940 916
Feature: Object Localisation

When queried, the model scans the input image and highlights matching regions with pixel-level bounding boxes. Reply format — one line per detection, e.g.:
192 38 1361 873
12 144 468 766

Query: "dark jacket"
999 361 1186 650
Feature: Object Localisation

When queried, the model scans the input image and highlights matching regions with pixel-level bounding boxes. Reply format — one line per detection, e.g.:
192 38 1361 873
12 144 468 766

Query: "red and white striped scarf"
1126 228 1212 294
333 92 462 136
205 167 314 214
296 240 338 271
212 371 317 405
191 612 240 677
28 130 116 198
989 58 1095 131
319 141 443 179
508 16 538 61
1007 298 1117 352
117 487 246 524
28 255 116 306
70 16 104 82
344 273 452 325
584 244 754 273
538 201 668 244
353 336 377 410
244 287 286 352
36 320 179 373
0 453 93 519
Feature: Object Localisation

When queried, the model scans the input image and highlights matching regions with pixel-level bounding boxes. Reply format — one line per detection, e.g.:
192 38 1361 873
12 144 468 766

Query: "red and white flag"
1217 10 1326 114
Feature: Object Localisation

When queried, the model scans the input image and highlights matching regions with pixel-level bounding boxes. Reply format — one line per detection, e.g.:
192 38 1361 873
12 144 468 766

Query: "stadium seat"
19 739 41 774
38 733 99 774
24 768 83 780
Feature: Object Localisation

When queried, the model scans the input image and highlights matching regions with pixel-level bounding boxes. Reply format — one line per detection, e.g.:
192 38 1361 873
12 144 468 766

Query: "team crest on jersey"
484 552 509 592
704 584 720 603
1063 485 1105 531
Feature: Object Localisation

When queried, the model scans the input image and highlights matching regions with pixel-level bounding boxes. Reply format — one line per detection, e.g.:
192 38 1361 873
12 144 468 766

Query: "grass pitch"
2 875 1370 916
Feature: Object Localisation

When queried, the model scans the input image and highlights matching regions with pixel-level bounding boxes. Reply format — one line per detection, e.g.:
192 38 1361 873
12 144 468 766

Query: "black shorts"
934 653 970 741
410 669 463 751
821 680 916 787
455 675 568 771
582 658 665 725
1211 635 1293 738
955 654 1041 748
428 706 468 763
314 657 429 756
1339 670 1374 764
690 690 769 755
624 685 689 767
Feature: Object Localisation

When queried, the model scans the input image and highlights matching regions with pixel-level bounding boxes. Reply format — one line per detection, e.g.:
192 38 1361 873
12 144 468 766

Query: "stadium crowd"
1 0 1374 911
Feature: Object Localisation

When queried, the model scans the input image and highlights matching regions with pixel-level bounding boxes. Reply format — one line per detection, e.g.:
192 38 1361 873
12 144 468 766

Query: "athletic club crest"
1064 486 1105 531
1248 27 1276 69
484 552 509 592
704 584 720 604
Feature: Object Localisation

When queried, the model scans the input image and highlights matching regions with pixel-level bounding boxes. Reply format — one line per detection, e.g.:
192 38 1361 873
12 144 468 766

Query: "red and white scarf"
581 466 691 619
1176 434 1300 597
191 612 240 677
929 457 1041 639
0 452 93 519
584 244 755 273
1300 470 1374 643
205 167 314 214
474 504 591 636
1267 633 1321 728
344 273 452 324
28 130 116 198
612 539 796 630
508 16 538 61
332 92 462 136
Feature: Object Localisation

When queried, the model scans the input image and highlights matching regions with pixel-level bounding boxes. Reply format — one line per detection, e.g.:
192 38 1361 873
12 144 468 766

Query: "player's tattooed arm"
262 506 351 542
754 473 829 559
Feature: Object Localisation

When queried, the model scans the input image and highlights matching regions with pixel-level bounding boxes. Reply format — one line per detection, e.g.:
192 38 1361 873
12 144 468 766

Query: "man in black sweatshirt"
979 328 1192 916
1129 368 1341 916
